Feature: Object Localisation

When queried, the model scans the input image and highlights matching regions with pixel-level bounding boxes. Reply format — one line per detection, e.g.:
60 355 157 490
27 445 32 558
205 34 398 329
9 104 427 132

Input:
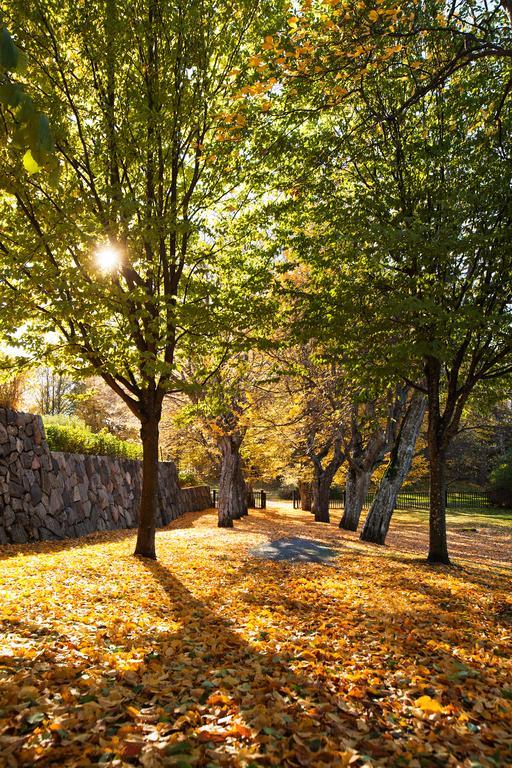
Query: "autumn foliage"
0 505 510 767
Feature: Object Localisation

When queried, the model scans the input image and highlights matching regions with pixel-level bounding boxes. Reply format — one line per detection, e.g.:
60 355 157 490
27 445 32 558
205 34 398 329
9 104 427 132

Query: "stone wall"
0 409 211 545
180 485 212 513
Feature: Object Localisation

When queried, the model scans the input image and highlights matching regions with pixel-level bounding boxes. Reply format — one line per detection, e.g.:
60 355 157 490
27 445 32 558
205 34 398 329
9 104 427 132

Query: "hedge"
43 417 142 460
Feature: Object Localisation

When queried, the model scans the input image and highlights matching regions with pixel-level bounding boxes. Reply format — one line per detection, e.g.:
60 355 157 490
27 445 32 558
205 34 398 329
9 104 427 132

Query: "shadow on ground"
0 505 511 766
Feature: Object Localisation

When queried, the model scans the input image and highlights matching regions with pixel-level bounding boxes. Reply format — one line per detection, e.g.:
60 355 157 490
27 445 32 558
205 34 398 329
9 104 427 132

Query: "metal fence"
211 489 266 510
293 488 492 511
362 490 492 510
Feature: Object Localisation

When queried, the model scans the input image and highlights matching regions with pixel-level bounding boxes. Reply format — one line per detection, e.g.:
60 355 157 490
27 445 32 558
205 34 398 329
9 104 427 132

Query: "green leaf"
0 28 19 71
33 113 53 154
26 711 45 725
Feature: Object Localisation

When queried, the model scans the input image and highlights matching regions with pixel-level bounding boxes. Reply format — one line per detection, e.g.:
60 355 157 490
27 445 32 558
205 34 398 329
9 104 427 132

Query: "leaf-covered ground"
0 505 511 768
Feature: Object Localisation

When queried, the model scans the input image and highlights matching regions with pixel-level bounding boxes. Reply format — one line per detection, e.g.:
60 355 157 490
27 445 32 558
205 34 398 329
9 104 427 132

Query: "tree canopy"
1 0 512 564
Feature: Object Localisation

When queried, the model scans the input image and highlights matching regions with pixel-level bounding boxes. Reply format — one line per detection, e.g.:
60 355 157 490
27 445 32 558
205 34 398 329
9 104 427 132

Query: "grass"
394 505 512 528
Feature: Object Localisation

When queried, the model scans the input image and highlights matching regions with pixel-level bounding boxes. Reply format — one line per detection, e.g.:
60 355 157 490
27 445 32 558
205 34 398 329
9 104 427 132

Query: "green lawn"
394 505 512 528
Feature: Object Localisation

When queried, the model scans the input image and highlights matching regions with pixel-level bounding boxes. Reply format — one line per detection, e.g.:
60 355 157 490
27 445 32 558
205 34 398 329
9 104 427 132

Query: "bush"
488 449 512 507
178 470 199 487
43 416 142 460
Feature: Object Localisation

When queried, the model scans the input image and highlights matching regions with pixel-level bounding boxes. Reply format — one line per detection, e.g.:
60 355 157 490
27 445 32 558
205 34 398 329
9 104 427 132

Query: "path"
264 500 512 571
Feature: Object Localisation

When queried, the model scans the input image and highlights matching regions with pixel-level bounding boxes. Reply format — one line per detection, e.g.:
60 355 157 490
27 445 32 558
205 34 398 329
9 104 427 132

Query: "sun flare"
95 243 120 272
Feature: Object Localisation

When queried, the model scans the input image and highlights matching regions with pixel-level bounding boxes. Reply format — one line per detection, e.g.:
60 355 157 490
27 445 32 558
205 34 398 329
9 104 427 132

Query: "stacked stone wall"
180 485 212 513
0 409 211 545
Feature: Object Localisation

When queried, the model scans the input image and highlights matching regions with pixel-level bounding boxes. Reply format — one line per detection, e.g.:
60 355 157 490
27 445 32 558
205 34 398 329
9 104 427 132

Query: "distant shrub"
43 416 142 460
275 486 295 500
489 450 512 507
178 470 199 487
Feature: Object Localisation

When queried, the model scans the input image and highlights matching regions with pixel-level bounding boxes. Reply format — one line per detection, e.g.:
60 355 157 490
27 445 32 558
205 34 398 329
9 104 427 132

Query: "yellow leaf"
415 695 444 713
23 150 41 174
368 9 379 22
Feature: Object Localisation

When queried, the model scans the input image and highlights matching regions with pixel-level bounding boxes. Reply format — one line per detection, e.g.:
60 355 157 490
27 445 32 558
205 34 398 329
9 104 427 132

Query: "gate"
212 489 266 510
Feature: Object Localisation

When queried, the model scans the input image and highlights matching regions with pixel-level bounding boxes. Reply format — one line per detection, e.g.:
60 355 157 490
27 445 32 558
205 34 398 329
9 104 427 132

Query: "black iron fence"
293 488 492 511
362 490 492 510
211 489 266 510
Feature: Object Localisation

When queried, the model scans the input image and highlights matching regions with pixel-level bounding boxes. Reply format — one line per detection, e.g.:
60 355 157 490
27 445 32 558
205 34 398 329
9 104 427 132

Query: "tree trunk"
428 442 450 564
218 435 247 527
311 470 331 523
361 393 426 544
298 479 312 511
134 413 160 559
425 357 451 565
340 467 371 531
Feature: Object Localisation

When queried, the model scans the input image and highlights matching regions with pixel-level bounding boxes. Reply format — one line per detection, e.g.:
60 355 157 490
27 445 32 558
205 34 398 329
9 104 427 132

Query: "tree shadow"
138 558 511 767
1 526 511 766
0 556 365 766
249 536 341 565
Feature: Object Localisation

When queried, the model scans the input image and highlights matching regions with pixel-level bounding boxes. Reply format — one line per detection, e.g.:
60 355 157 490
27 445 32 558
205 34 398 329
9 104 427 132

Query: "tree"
258 1 512 123
74 376 140 440
324 65 512 563
360 391 427 545
0 357 27 410
340 388 409 532
489 448 512 506
32 366 84 416
269 345 350 523
172 352 274 526
277 41 512 563
0 0 277 558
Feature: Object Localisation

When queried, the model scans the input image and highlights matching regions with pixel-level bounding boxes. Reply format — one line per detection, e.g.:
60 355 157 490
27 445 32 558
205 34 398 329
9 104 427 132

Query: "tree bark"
425 356 451 564
339 392 409 532
218 434 247 527
428 441 450 564
134 412 160 559
361 393 426 544
311 468 332 522
298 479 312 511
340 466 371 531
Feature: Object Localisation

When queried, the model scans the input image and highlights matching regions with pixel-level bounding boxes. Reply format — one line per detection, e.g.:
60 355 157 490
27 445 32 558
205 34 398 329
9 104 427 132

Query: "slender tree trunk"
424 356 451 564
340 467 371 531
428 441 450 564
311 469 331 523
298 479 312 511
361 393 426 544
134 413 160 559
218 435 247 527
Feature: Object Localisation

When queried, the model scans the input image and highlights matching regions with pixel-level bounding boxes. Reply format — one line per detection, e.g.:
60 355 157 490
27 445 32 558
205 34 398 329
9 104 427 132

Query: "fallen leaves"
0 505 510 767
414 695 444 713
